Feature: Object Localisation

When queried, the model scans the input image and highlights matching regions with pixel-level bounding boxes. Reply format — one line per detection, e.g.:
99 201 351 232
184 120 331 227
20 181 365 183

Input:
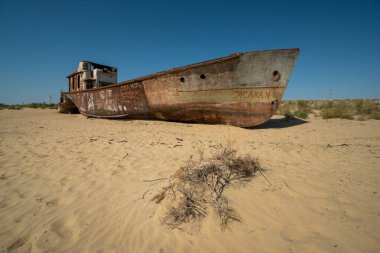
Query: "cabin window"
180 77 185 82
77 75 80 90
82 63 89 71
200 74 206 79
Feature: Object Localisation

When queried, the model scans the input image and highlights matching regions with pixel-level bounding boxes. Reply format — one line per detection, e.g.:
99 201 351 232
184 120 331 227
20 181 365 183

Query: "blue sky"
0 0 379 104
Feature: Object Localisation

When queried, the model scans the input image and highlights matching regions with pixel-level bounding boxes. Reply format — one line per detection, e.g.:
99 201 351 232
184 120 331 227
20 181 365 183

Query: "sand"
0 108 379 253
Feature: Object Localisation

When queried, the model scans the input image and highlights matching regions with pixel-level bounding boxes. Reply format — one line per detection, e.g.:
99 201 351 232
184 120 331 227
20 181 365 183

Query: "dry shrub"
320 101 354 119
369 110 380 120
276 100 311 119
162 188 207 229
354 99 380 119
152 145 261 231
214 196 241 231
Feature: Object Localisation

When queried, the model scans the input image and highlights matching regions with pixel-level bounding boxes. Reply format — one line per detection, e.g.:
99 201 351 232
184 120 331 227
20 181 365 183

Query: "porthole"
180 77 185 82
200 74 206 79
272 70 281 82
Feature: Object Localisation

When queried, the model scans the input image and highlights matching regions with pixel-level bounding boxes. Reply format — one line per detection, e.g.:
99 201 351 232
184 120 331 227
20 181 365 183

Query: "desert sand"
0 108 379 253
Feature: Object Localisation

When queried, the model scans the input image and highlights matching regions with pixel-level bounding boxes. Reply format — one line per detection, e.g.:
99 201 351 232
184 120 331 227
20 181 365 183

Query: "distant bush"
7 105 22 110
276 101 295 117
354 99 380 119
294 110 309 119
354 99 365 114
293 100 311 119
277 100 311 119
369 111 380 120
25 103 57 109
283 108 293 118
320 101 354 119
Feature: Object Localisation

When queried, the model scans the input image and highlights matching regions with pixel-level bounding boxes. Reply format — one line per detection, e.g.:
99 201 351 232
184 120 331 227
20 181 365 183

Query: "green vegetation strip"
0 103 58 110
276 99 380 120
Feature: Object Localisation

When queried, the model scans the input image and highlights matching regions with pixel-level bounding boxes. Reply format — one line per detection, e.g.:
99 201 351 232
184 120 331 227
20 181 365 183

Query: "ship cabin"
66 61 118 92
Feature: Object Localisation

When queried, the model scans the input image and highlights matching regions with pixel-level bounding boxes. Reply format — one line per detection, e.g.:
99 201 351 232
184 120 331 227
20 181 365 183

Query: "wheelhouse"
66 61 117 92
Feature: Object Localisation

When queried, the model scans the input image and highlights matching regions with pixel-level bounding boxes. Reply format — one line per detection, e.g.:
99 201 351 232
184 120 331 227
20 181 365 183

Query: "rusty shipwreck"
59 48 299 127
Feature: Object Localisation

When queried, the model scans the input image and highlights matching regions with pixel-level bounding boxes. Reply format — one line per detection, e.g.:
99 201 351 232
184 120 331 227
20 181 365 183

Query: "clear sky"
0 0 379 104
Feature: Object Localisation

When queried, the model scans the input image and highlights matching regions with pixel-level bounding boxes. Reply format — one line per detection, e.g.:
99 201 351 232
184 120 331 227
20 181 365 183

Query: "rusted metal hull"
59 49 299 127
58 97 79 114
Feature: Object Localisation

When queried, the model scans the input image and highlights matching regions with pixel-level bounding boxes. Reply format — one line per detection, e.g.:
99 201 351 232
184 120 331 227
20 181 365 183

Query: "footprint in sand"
46 197 65 207
281 223 338 251
7 235 31 252
36 217 77 251
36 229 61 250
14 205 42 223
60 176 73 187
50 218 76 239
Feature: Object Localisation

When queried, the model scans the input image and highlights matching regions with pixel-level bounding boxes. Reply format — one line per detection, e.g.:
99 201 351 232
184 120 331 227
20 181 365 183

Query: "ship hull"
59 49 299 127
